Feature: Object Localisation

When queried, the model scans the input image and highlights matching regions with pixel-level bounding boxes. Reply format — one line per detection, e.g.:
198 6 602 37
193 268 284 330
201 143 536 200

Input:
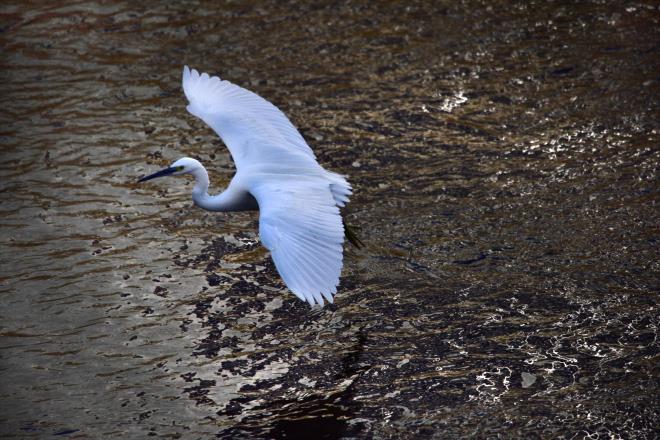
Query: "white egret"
139 66 361 306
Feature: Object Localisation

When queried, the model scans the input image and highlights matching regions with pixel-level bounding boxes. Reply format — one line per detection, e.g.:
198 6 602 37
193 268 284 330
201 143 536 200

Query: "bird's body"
139 67 354 306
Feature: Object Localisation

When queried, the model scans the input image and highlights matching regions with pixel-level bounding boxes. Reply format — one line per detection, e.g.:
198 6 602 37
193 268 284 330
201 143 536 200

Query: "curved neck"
190 165 210 198
190 165 257 212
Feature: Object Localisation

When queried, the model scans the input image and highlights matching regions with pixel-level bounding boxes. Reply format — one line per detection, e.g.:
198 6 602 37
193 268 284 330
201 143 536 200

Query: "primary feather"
182 66 352 305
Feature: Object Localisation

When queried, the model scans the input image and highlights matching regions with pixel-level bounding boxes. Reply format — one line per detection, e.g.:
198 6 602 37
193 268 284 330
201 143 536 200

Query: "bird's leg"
342 218 364 249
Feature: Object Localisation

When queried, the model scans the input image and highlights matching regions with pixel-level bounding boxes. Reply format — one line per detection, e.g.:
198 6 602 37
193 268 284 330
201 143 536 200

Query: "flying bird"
139 66 359 306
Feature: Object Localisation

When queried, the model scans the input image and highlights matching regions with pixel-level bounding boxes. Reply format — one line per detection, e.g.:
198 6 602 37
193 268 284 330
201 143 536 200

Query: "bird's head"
138 157 202 182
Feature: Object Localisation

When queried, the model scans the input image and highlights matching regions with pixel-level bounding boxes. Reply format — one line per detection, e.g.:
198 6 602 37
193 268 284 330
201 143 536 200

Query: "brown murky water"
1 1 658 438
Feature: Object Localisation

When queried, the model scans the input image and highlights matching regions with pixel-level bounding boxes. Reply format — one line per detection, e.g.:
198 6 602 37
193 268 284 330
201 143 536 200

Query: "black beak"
138 167 177 183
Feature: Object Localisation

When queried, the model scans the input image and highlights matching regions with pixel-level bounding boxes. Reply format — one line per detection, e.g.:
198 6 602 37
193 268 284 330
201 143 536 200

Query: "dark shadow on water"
217 376 366 440
218 327 369 439
262 391 359 440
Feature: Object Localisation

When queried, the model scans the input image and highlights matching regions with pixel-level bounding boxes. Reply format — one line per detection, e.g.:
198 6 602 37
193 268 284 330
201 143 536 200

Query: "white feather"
181 66 352 305
183 66 316 167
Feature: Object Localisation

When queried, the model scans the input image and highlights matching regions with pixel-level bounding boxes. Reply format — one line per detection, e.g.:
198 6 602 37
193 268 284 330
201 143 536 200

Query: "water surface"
1 1 658 438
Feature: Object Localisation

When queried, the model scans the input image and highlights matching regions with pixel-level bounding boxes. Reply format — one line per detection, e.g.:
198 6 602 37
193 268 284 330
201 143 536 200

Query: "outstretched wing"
182 66 316 170
183 66 352 305
250 177 345 305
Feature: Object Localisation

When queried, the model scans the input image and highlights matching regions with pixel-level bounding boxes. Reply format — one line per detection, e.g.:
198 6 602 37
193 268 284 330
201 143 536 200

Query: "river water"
1 1 658 438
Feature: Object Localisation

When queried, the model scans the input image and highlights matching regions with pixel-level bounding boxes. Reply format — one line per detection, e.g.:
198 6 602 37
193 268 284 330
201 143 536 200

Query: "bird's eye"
175 166 184 171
